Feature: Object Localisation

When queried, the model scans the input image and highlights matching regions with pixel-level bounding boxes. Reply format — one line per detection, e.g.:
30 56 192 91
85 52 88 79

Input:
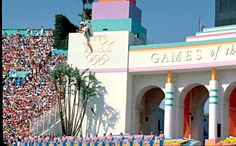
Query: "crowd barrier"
53 49 68 56
3 29 52 36
30 105 60 136
10 138 162 146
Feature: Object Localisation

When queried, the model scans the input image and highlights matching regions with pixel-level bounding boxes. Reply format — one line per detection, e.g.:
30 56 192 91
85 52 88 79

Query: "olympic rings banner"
68 31 130 70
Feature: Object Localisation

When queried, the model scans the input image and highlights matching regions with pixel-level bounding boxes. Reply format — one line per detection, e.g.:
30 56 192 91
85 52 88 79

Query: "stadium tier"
2 30 67 145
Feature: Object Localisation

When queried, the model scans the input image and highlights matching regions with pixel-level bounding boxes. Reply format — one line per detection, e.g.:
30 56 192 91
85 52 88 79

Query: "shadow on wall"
85 84 120 136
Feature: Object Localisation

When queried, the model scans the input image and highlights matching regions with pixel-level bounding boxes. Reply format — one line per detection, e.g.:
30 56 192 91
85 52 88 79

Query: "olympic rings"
86 54 110 65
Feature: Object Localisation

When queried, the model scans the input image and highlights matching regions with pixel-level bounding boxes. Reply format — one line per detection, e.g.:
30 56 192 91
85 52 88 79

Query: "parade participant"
49 135 55 145
57 136 61 146
128 132 135 146
93 134 99 146
38 136 43 146
148 131 155 146
77 134 83 146
86 134 91 146
61 134 67 146
107 133 114 146
158 131 165 146
29 134 35 146
23 135 29 146
138 131 144 146
45 135 50 146
101 133 107 146
53 134 58 146
69 135 75 146
118 132 124 146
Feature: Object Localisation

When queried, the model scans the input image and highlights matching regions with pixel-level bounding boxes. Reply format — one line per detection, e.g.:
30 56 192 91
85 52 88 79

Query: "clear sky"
3 0 215 43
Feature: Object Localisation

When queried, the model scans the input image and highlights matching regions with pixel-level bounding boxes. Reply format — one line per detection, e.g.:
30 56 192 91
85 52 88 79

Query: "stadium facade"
67 0 236 145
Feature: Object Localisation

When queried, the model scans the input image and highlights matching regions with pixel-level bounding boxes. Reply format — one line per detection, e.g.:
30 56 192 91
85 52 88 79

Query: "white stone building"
67 0 236 144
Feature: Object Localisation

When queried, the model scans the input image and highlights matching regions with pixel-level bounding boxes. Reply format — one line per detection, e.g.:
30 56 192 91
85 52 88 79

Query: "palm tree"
51 63 100 136
80 0 94 21
51 63 68 134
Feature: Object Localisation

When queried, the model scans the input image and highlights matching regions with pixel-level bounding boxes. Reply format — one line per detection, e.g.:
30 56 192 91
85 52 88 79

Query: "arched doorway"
229 87 236 136
138 87 165 135
183 85 209 143
222 81 236 138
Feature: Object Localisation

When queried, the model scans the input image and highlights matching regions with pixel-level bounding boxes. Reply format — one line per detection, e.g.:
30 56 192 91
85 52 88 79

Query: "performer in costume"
101 133 107 146
93 134 99 146
107 133 114 146
85 134 91 146
69 135 75 146
45 135 50 146
148 131 155 146
158 131 165 146
38 136 43 146
23 135 29 146
61 134 67 146
128 133 135 146
118 132 124 146
53 134 58 146
77 134 83 146
29 134 35 146
138 131 144 146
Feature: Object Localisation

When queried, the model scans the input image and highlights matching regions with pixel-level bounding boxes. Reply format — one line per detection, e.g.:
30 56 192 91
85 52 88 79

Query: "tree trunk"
55 82 66 135
67 80 72 135
71 87 78 135
82 0 86 22
75 94 89 136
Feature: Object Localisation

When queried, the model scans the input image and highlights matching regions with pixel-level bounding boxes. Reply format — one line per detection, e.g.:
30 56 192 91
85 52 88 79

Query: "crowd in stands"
7 131 167 146
2 28 67 144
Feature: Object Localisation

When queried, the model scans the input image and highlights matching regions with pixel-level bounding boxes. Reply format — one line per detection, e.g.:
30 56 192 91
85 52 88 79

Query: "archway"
183 85 209 143
223 81 236 138
229 87 236 136
138 87 165 135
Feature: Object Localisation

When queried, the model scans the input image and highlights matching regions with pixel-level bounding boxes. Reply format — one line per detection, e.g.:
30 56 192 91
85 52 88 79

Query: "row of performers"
14 131 165 146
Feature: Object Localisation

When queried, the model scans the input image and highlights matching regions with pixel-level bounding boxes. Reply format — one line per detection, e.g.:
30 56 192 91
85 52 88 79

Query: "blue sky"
3 0 215 43
3 0 212 112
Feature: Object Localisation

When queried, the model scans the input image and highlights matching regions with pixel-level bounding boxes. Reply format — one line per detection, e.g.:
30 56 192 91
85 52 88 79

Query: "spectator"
2 29 67 144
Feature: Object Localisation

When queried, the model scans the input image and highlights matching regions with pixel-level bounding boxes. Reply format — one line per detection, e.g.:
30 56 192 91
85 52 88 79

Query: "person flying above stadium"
78 21 93 53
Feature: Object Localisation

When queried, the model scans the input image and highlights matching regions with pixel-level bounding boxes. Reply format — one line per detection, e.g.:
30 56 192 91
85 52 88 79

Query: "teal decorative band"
209 102 218 104
165 91 174 95
165 104 174 106
165 98 174 100
210 95 218 98
210 89 218 92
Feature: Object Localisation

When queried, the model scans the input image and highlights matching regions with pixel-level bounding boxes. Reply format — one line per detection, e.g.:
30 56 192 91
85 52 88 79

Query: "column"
209 68 218 139
164 71 174 138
